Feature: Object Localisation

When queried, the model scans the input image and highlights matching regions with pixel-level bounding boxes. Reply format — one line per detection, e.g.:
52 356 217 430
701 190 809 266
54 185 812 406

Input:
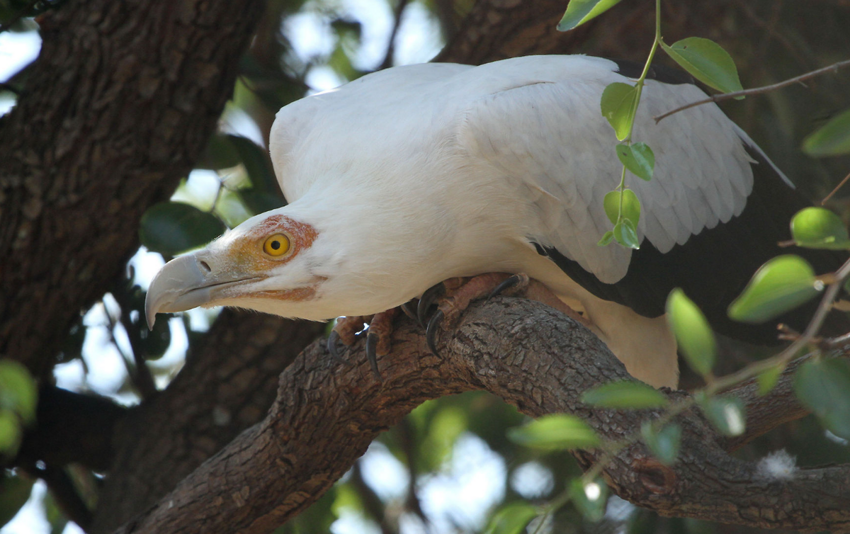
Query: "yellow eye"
263 234 291 257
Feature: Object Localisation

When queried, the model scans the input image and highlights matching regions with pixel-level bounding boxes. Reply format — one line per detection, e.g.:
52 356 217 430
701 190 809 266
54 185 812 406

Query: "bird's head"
145 210 327 328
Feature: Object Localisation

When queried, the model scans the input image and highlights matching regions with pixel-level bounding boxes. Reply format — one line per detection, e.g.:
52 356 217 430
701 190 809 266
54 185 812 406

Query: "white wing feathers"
455 58 756 283
270 56 761 286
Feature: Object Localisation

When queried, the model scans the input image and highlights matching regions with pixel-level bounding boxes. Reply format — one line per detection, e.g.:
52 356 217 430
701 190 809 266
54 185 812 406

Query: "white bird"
145 55 841 388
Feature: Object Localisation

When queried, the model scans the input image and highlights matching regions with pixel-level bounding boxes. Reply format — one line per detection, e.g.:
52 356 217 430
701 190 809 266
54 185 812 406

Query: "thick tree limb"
722 356 811 452
6 0 845 532
17 386 127 471
113 298 850 534
90 312 325 534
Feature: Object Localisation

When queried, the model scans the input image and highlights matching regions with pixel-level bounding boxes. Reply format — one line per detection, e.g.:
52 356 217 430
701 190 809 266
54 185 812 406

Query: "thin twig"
379 0 411 70
22 463 93 531
654 59 850 123
707 255 850 395
541 256 850 524
350 462 393 534
398 419 430 530
822 170 850 205
104 297 158 400
0 0 41 33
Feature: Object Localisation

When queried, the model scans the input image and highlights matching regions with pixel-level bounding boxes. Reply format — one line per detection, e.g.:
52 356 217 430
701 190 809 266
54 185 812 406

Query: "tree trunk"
0 0 265 375
5 0 849 532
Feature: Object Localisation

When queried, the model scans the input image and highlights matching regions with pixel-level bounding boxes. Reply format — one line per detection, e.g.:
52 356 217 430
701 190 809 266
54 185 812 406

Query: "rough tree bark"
90 312 325 533
0 0 266 375
4 0 849 532
112 298 850 534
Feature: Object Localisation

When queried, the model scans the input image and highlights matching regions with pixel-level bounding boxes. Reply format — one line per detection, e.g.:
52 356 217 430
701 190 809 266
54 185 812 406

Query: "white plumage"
146 55 816 389
271 56 775 282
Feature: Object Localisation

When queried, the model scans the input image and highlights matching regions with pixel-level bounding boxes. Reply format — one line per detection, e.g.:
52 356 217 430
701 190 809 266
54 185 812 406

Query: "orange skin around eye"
224 215 321 302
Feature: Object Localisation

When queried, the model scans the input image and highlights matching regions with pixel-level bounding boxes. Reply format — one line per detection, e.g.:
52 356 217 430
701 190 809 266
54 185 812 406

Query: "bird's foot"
327 308 400 380
421 273 592 355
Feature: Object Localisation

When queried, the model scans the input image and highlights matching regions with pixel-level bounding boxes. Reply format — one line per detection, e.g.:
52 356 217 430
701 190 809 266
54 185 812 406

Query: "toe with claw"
329 309 399 380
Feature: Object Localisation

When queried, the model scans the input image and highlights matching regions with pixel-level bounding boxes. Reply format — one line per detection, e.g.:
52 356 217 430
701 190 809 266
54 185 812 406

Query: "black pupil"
271 240 281 250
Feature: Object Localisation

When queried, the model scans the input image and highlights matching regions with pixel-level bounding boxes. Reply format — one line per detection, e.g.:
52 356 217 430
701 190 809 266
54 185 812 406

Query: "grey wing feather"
455 60 756 283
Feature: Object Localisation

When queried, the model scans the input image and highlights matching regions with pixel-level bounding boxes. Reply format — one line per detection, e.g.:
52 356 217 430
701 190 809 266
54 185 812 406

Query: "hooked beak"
144 253 258 330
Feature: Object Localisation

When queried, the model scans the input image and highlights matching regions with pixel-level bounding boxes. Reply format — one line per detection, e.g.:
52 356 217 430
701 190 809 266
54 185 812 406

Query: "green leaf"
557 0 622 31
603 189 641 225
727 255 821 323
597 231 614 246
660 37 743 94
507 414 600 451
641 422 681 465
419 406 468 472
803 108 850 157
791 207 850 249
568 478 608 522
0 409 22 456
757 364 785 396
794 358 850 439
0 360 37 425
196 133 242 170
613 218 640 249
581 380 668 409
484 502 539 534
600 82 639 141
666 289 716 377
139 202 227 256
616 143 655 181
43 491 69 534
699 395 746 436
0 473 34 528
239 187 285 215
614 218 640 249
227 134 280 194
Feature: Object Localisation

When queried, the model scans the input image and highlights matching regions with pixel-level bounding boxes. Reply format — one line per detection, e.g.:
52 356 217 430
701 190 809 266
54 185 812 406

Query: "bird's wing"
450 56 848 342
455 56 758 285
269 63 474 204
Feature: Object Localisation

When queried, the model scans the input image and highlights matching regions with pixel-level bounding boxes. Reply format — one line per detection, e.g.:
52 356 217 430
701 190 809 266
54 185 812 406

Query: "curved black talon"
326 330 348 365
401 300 418 322
365 331 383 380
417 283 446 327
488 274 527 301
426 309 444 357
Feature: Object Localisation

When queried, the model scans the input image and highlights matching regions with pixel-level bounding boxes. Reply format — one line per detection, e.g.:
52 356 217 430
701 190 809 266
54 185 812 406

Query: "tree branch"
0 0 40 33
379 0 411 70
654 59 850 123
0 0 266 375
90 312 325 534
112 298 850 534
721 355 811 452
26 463 94 532
17 386 127 472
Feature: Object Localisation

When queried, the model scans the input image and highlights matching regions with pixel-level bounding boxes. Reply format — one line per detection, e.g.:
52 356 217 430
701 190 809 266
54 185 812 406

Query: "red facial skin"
220 214 321 302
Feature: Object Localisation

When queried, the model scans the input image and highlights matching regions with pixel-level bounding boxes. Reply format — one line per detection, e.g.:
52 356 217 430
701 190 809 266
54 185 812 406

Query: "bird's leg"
328 309 402 380
365 307 400 379
327 315 371 364
424 273 592 355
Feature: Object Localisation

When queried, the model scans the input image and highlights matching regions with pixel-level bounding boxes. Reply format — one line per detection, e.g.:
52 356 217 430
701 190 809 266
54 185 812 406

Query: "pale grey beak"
145 254 215 330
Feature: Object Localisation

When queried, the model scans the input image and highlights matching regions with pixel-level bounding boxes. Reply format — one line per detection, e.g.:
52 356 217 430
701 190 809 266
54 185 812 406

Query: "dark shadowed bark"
112 298 850 534
0 0 265 375
91 311 325 533
4 0 850 532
